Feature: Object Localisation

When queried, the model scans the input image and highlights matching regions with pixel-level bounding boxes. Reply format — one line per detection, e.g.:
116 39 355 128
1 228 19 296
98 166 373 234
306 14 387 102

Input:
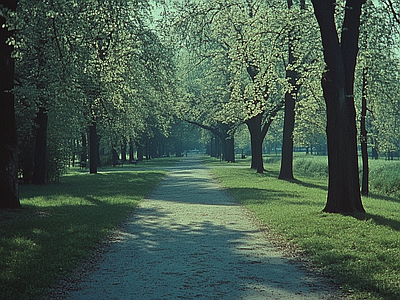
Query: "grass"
208 155 400 300
0 168 166 300
294 154 400 197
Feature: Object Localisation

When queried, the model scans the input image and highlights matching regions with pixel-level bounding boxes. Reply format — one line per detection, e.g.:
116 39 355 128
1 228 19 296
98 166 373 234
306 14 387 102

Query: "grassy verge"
208 156 400 300
0 169 166 300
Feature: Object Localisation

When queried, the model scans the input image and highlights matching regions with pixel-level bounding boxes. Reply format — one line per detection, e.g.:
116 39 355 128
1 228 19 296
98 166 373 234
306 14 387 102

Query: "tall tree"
311 0 366 213
278 0 307 180
0 0 21 208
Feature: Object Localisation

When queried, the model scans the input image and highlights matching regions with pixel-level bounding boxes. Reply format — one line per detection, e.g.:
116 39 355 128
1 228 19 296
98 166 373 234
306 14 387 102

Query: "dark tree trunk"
145 139 150 160
89 122 98 174
111 148 118 167
214 135 221 159
224 137 235 163
121 140 127 162
279 84 296 180
136 142 144 161
0 0 20 208
246 114 264 173
129 138 134 162
312 0 365 213
81 132 87 162
32 106 48 184
360 67 369 196
210 136 216 157
279 0 300 180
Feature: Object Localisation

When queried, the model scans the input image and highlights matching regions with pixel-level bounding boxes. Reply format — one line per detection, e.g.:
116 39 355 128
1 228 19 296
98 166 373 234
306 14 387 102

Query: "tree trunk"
312 0 365 214
224 137 235 163
279 87 295 180
279 0 300 180
32 106 48 184
81 132 87 162
136 142 144 161
121 139 127 162
111 148 118 167
360 67 369 196
246 114 263 173
0 0 20 208
129 138 134 162
89 122 98 174
210 136 216 157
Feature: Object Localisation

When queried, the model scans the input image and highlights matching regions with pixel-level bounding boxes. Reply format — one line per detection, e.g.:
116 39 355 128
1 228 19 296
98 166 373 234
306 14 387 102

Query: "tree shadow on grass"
0 171 167 299
354 212 400 232
281 178 328 192
367 192 400 204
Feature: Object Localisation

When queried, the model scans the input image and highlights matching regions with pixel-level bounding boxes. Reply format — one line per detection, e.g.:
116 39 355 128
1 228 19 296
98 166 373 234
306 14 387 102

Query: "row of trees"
0 0 181 208
2 0 400 214
162 0 400 213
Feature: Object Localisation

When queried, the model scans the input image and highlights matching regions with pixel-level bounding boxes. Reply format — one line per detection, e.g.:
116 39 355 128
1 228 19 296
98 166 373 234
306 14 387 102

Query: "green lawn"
208 155 400 300
0 168 166 300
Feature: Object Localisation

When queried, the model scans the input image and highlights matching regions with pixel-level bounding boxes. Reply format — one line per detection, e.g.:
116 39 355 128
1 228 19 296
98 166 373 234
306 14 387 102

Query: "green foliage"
293 155 329 178
9 0 177 181
0 169 166 300
209 158 400 300
294 155 400 197
369 160 400 196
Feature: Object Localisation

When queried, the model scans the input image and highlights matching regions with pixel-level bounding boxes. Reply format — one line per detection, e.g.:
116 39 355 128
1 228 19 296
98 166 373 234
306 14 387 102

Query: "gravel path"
64 156 342 300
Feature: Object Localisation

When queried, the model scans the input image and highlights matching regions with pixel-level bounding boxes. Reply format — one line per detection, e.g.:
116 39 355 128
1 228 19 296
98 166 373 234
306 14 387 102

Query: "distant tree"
356 0 397 195
0 0 21 208
311 0 366 213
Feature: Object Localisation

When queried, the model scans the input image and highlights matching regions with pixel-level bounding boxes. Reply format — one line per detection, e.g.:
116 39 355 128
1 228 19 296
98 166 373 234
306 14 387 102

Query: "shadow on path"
67 155 341 300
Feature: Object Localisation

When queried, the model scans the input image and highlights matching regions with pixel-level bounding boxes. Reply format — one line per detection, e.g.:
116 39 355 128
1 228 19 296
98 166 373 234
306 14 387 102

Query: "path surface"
66 156 341 300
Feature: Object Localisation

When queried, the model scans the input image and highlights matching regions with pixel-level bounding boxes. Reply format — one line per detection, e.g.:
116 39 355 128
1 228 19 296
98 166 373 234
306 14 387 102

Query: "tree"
356 0 400 195
278 0 305 180
167 0 290 172
311 0 366 213
0 0 21 208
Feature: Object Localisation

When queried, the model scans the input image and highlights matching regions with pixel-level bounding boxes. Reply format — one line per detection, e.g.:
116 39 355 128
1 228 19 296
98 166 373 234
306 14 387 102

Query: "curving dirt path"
62 155 343 299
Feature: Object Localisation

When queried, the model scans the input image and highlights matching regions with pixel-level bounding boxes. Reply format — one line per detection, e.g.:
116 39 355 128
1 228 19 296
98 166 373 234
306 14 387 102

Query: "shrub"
293 156 329 178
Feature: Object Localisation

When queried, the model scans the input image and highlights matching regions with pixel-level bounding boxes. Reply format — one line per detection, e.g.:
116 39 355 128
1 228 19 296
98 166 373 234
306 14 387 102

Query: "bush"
369 161 400 196
294 156 329 178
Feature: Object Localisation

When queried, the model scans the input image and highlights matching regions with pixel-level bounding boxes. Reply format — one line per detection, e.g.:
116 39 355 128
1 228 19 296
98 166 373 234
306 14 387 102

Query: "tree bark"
279 85 295 180
246 114 264 173
224 137 235 163
279 0 301 180
0 0 20 208
129 138 134 162
361 67 369 196
111 148 118 167
32 106 48 184
121 139 127 162
136 142 144 161
312 0 365 213
89 122 98 174
81 132 87 162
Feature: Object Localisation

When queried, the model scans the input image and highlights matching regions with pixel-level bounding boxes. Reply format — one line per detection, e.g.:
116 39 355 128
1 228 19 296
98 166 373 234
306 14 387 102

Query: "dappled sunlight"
65 156 336 300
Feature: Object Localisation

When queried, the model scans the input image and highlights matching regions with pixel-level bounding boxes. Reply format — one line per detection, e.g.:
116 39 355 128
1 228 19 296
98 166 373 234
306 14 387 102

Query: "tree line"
1 0 181 208
1 0 400 214
162 0 400 213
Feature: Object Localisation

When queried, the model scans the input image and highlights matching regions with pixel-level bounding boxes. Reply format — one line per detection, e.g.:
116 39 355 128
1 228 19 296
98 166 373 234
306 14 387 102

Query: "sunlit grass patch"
0 169 165 300
209 158 400 300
